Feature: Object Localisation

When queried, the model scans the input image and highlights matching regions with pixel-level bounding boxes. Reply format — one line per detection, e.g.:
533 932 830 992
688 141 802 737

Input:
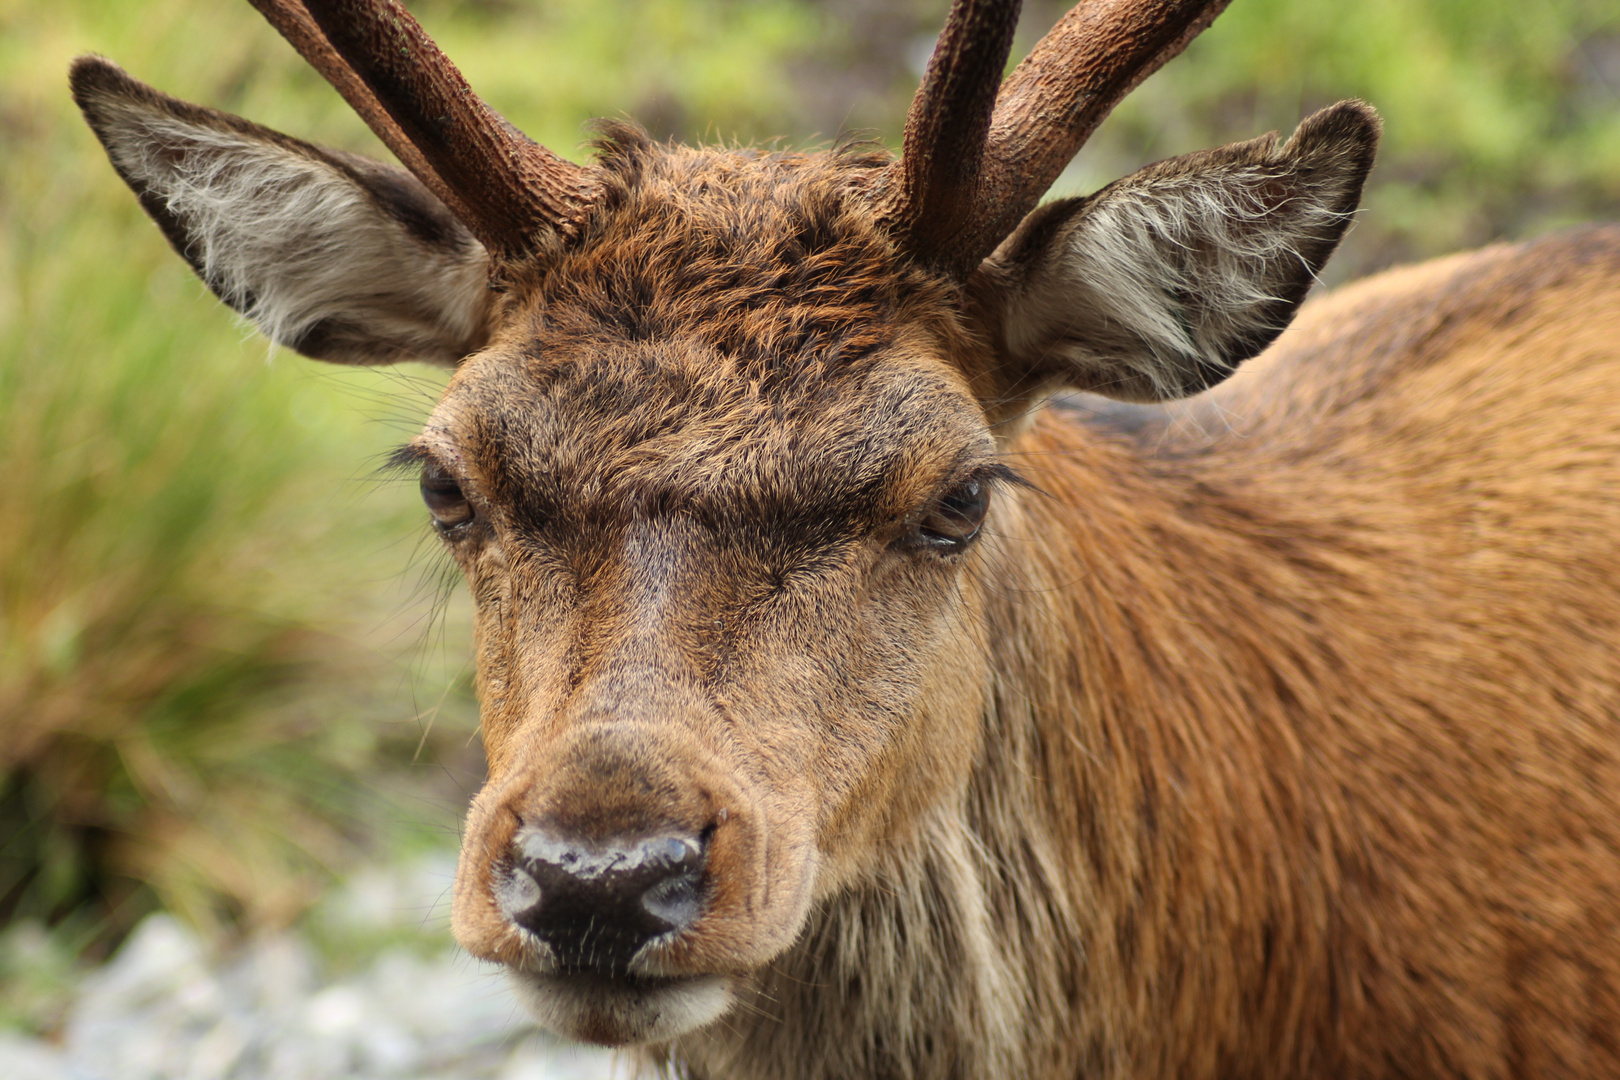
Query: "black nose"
504 831 706 973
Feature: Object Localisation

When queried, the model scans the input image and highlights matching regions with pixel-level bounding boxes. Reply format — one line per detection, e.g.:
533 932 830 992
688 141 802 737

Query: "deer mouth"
507 968 734 1046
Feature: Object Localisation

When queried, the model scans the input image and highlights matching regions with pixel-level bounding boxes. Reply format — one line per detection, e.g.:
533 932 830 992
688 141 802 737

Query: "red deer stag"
72 0 1620 1076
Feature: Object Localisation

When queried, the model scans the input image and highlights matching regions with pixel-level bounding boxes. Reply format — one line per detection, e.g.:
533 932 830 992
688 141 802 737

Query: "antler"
882 0 1232 278
247 0 599 262
880 0 1024 277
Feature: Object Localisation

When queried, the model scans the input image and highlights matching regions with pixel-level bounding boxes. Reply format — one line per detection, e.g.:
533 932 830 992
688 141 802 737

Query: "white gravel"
0 856 639 1080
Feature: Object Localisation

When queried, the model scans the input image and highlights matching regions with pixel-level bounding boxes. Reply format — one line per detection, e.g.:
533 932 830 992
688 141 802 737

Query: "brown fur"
966 228 1620 1080
458 149 1620 1074
658 222 1620 1078
73 40 1620 1080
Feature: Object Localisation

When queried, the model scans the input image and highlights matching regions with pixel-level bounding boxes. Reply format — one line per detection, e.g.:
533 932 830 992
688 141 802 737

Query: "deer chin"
508 969 734 1046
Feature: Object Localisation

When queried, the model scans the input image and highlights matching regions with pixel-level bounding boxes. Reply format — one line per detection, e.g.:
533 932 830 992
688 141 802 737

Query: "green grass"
2 0 1615 993
0 0 477 953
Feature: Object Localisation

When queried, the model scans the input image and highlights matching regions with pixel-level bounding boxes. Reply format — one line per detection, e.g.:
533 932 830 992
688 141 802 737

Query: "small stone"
0 1032 69 1080
11 860 639 1079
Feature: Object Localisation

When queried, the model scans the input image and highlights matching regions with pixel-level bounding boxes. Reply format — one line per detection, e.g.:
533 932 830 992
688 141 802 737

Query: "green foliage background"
1 0 1616 987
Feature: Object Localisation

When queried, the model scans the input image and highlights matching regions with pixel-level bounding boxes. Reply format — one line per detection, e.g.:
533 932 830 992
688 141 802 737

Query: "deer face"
74 0 1377 1049
416 146 1006 1042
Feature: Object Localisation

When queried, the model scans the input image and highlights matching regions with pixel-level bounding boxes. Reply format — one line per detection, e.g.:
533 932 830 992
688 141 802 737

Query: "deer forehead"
529 140 957 355
423 336 994 541
410 143 997 537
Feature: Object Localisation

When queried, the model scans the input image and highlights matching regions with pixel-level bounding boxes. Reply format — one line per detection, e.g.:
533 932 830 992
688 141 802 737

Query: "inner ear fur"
976 100 1380 404
70 56 493 367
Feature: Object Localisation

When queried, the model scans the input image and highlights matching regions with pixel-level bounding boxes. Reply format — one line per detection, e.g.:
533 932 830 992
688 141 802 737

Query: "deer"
70 0 1620 1076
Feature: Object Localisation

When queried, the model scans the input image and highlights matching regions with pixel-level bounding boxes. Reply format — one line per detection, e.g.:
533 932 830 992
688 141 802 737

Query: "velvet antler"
248 0 600 262
882 0 1232 279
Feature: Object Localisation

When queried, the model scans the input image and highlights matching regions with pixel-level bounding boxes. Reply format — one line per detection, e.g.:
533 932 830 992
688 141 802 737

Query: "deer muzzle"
452 715 820 1046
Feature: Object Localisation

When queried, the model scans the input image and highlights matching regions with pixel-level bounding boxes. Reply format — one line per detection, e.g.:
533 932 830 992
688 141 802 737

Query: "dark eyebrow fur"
378 442 1029 504
980 461 1033 490
378 442 434 477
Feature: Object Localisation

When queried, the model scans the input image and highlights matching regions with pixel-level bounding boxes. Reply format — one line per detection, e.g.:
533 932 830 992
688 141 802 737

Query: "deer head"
72 0 1377 1049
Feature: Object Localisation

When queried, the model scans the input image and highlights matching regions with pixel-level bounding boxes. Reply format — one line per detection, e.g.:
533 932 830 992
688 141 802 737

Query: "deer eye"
421 463 473 533
913 477 990 551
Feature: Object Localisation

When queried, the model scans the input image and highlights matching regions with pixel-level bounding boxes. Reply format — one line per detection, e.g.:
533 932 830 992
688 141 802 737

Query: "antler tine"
245 1 437 197
878 0 1023 277
884 0 1231 279
975 0 1232 258
249 0 599 262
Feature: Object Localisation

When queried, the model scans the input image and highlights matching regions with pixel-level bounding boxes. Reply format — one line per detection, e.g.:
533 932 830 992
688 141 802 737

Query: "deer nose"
502 831 706 973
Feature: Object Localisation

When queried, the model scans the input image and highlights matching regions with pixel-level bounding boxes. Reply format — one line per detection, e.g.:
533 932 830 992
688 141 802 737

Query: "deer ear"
978 101 1379 403
70 56 492 367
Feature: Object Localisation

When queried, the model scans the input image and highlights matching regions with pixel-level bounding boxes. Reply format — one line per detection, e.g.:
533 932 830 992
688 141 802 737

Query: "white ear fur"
987 102 1379 402
73 58 491 366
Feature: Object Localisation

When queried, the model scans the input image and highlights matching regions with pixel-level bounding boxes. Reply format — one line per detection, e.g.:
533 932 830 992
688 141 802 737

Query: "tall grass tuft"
0 0 460 947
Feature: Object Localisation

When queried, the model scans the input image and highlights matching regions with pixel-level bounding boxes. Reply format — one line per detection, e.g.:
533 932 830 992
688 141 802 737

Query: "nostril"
641 836 704 930
504 830 708 973
495 861 542 919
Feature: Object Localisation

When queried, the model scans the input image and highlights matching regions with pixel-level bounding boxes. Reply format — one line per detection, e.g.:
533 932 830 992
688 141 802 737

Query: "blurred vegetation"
0 0 485 967
1 0 1615 994
1063 0 1620 280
